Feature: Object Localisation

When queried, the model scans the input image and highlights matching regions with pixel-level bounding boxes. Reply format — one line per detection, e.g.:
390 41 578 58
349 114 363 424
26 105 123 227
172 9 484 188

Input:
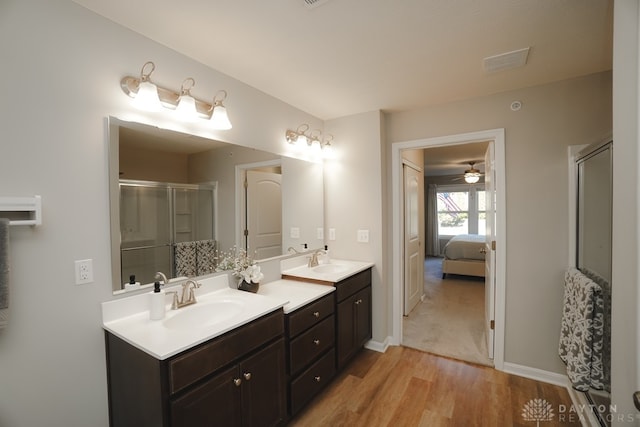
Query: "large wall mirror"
108 117 324 293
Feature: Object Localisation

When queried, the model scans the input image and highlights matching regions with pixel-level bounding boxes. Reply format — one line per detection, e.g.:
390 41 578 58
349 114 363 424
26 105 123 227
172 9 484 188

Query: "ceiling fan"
453 161 483 183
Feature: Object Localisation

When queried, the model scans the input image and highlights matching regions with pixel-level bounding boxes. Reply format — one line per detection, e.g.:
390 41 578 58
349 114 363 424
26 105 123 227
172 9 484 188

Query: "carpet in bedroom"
402 257 492 367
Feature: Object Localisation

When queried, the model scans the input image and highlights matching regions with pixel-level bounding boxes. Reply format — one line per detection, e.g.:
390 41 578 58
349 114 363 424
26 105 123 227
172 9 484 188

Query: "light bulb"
211 104 232 130
175 94 198 121
132 81 162 111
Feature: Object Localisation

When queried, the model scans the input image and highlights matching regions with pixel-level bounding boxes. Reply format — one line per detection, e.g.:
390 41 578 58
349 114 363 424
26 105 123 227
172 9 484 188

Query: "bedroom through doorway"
393 130 506 370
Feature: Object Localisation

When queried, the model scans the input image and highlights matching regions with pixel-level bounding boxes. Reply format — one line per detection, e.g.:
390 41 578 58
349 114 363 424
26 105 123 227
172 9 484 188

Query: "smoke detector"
483 47 530 73
303 0 331 9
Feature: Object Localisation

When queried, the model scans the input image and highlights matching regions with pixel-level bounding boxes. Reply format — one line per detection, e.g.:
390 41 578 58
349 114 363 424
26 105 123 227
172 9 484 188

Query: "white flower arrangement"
215 246 264 284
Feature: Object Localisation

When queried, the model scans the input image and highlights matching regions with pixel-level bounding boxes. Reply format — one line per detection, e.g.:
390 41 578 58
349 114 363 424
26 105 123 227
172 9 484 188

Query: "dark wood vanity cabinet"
284 293 336 417
335 268 372 370
105 309 286 427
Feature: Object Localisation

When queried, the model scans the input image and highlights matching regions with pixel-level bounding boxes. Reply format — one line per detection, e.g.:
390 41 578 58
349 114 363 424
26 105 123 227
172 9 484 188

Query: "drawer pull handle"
314 376 321 382
243 372 252 381
313 311 320 318
313 339 321 346
233 378 242 387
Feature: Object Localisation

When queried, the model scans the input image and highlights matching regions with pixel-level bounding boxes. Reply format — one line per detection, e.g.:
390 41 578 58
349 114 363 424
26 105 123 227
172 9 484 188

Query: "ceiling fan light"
464 174 480 184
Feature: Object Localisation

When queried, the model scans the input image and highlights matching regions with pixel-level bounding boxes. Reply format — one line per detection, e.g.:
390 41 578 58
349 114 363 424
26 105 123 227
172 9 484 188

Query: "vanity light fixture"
121 61 232 129
285 124 334 156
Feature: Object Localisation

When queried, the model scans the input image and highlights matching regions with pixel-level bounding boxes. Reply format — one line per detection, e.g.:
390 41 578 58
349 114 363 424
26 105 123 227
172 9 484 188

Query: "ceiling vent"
483 47 530 73
303 0 331 9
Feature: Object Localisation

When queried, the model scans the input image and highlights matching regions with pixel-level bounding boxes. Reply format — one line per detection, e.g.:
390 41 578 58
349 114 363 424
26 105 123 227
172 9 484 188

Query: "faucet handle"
165 291 179 310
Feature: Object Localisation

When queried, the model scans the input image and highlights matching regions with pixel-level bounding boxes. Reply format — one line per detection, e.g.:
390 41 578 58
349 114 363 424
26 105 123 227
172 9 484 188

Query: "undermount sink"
312 263 348 274
163 299 244 331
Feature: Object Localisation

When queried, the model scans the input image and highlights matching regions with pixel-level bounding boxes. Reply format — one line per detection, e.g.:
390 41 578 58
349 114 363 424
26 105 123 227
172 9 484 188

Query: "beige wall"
386 71 612 374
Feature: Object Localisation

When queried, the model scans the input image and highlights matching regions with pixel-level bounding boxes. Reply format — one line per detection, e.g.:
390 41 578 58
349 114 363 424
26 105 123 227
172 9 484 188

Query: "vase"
238 279 260 293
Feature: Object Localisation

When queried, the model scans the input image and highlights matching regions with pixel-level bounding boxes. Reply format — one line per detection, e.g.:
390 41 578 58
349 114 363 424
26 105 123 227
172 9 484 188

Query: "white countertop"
102 274 337 360
257 279 335 313
280 258 374 283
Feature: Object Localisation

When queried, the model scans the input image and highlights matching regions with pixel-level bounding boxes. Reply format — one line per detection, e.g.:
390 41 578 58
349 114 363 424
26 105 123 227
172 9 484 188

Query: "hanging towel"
174 241 197 277
196 240 216 276
559 267 604 391
581 268 611 393
0 218 10 329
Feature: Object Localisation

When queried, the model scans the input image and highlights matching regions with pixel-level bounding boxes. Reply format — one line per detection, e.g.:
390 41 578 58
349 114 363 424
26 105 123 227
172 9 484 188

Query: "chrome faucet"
166 279 202 310
307 249 326 268
155 271 169 285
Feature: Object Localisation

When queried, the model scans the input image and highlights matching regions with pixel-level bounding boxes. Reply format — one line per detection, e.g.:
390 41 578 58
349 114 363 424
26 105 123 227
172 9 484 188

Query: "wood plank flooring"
289 346 582 427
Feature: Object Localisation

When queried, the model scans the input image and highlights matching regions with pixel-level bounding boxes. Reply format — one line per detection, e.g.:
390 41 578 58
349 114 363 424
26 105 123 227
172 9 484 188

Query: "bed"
441 234 486 279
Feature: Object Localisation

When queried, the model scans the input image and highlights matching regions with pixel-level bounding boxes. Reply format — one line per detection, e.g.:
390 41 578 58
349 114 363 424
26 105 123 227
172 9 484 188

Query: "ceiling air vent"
483 47 530 73
303 0 331 9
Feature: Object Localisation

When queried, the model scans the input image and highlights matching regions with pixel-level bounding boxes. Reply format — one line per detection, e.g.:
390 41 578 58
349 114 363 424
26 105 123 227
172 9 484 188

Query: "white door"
484 143 496 359
246 170 282 259
404 163 424 315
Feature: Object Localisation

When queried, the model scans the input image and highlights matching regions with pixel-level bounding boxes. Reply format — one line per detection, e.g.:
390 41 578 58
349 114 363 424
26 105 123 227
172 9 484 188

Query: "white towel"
0 218 10 329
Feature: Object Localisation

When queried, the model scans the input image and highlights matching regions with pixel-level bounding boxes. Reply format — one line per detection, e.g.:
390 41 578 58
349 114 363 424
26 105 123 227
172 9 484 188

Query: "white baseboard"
365 336 392 353
502 362 569 387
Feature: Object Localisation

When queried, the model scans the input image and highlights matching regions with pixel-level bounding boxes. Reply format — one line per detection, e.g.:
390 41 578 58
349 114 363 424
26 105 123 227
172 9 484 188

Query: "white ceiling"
73 0 613 121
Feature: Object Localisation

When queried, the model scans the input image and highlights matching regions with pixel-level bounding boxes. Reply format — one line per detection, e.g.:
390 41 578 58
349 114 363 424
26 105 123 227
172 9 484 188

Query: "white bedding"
443 234 486 261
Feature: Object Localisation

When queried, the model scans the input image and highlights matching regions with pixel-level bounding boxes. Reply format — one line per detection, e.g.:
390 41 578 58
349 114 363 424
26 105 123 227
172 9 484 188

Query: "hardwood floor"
289 346 582 427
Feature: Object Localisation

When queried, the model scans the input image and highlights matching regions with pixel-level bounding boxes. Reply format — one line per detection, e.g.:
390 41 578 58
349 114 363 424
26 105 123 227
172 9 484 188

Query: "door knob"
634 391 640 411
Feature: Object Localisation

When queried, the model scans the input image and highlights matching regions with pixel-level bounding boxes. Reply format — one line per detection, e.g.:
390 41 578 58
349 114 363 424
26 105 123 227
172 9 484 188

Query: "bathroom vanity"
102 260 373 426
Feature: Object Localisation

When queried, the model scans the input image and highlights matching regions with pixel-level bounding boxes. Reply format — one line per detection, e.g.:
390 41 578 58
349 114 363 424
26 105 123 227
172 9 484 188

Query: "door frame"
390 128 506 370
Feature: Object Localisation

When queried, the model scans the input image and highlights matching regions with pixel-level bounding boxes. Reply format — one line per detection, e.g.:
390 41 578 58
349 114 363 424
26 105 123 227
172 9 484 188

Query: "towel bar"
0 195 42 226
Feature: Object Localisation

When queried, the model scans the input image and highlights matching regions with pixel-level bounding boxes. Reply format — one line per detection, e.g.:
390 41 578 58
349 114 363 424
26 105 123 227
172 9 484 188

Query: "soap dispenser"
149 281 166 320
124 274 140 290
322 245 330 264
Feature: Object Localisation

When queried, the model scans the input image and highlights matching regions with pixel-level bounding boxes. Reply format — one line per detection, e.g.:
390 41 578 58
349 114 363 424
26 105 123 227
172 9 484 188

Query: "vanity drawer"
287 293 334 337
290 348 336 415
335 269 371 302
289 315 335 375
168 309 284 394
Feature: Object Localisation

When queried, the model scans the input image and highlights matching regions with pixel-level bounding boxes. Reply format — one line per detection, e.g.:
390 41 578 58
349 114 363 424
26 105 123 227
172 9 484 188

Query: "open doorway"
402 141 492 366
391 129 506 371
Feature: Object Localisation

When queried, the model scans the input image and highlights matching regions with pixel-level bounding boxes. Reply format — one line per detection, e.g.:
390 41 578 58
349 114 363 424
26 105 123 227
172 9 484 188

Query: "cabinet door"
337 286 372 369
170 365 242 427
354 286 372 348
240 338 286 427
336 294 357 369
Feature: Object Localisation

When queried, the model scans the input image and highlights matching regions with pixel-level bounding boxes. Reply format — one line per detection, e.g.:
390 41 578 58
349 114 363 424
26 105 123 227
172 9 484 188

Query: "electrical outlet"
317 227 324 240
357 229 370 243
75 259 94 285
329 228 336 241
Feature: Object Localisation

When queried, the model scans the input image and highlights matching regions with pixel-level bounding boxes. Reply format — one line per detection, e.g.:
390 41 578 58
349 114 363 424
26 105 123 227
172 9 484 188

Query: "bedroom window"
436 185 485 236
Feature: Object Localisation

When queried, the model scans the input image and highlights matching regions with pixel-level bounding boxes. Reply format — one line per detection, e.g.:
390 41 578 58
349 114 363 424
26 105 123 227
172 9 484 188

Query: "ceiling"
73 0 613 121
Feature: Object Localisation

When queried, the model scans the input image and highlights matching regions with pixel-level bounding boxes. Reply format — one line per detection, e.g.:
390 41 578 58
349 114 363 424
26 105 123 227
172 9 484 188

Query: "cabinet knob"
313 339 320 346
355 299 363 305
243 372 252 381
313 311 320 318
314 376 321 382
233 378 242 387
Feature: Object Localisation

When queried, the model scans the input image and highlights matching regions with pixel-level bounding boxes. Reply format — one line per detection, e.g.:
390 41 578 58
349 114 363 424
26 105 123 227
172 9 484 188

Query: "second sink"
312 264 348 274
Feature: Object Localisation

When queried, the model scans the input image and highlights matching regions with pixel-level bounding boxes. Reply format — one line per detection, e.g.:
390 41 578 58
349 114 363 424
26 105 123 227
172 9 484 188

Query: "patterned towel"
0 218 9 329
196 240 216 276
174 241 197 277
581 268 611 393
559 268 604 391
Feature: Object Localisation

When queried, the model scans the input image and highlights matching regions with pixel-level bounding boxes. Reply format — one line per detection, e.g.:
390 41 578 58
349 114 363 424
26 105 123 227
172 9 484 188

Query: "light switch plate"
329 228 336 241
317 227 324 240
290 227 300 238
